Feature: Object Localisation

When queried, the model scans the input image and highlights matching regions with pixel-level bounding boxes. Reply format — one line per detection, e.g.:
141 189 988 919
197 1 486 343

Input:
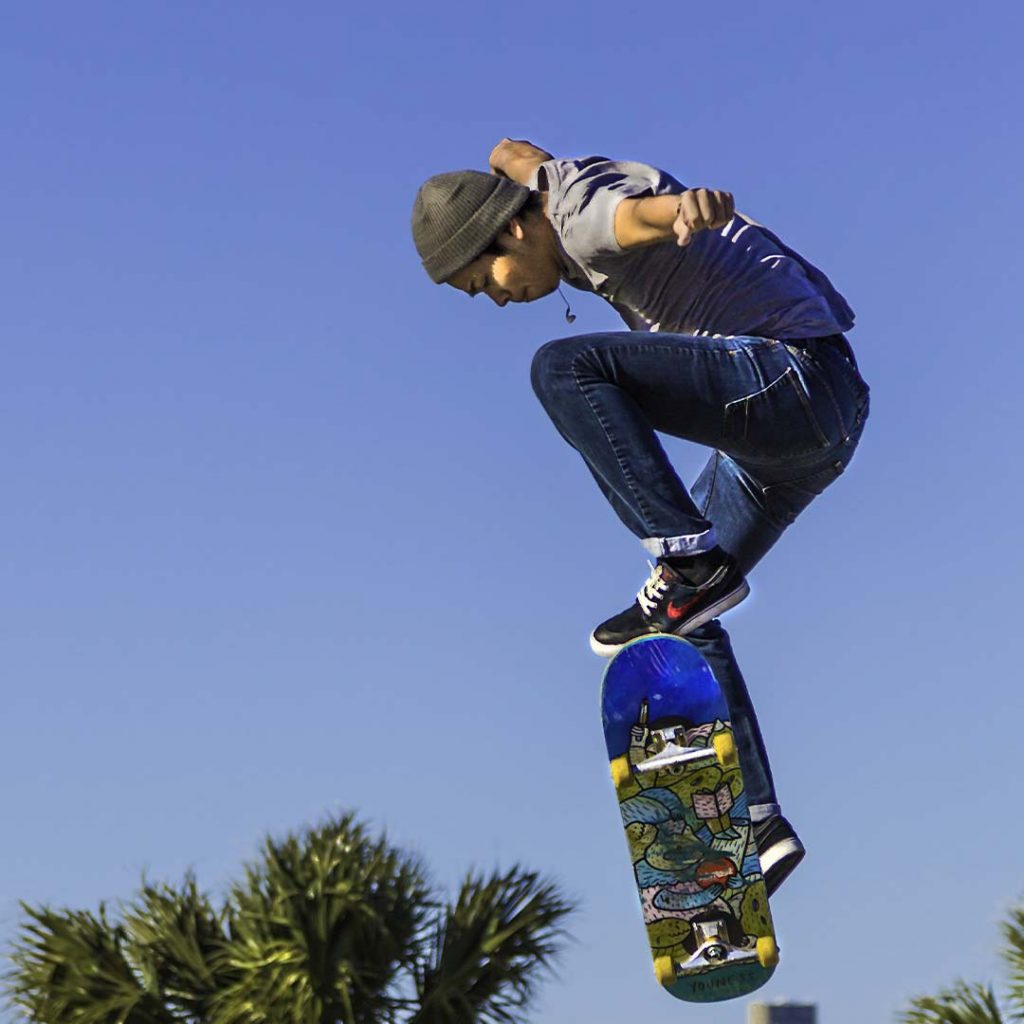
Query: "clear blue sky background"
2 3 1022 1022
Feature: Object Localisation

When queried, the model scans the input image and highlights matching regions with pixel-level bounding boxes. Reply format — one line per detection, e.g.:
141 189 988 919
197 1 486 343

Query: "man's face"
445 211 561 307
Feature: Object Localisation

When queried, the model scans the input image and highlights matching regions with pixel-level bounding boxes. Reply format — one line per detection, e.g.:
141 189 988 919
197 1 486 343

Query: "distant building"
748 1003 817 1024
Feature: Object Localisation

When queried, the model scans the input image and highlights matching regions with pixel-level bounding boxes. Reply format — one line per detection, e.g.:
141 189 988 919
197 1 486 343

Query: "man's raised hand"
673 188 735 247
488 138 553 185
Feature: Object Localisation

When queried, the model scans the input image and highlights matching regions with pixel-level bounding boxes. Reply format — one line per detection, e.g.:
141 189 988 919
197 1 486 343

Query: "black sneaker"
753 815 805 897
589 554 749 658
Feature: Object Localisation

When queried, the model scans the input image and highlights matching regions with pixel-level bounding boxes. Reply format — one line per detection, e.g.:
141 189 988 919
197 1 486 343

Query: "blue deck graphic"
603 635 729 758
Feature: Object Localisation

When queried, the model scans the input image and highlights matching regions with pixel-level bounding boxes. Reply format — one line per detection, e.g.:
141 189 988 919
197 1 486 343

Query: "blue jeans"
531 331 870 817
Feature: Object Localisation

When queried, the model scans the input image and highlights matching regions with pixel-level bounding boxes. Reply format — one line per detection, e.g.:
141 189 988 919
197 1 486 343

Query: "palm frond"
900 980 1006 1024
411 866 576 1024
4 901 178 1024
211 812 433 1024
1000 903 1024 1018
122 872 232 1020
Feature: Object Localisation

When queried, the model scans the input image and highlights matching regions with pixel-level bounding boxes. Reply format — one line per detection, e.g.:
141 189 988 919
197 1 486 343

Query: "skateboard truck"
634 726 719 775
677 920 761 973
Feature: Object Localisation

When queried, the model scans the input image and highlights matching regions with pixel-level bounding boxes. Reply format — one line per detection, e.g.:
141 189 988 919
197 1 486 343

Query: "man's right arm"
614 189 735 249
488 138 553 185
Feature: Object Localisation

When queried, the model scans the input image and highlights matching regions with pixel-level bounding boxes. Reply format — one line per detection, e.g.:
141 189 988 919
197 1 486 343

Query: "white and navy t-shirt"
528 156 854 341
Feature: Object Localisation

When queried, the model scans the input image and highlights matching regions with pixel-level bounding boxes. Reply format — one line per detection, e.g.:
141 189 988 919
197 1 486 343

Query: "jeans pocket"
722 366 831 457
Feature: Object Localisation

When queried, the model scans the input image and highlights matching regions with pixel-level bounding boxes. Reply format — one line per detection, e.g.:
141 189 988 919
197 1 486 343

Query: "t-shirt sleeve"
543 157 686 261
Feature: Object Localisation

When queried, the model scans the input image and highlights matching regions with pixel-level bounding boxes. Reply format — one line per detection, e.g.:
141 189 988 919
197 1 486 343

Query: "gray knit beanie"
412 170 531 283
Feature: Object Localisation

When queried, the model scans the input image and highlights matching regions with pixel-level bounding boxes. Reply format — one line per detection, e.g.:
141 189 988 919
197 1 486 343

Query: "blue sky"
2 2 1023 1022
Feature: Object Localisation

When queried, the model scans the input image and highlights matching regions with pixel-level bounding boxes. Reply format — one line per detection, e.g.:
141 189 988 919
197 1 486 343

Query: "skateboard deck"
601 634 779 1002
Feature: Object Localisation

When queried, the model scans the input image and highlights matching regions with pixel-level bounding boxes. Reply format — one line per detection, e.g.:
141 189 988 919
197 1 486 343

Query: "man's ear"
506 217 527 241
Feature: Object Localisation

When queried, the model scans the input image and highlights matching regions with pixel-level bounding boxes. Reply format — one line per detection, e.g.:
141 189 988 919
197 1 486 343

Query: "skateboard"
601 634 779 1002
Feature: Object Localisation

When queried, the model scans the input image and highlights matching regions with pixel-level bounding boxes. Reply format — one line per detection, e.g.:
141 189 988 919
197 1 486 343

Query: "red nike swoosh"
667 596 700 620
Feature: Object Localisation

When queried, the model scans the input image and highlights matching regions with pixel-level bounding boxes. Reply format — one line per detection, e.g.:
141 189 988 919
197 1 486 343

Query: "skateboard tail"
664 961 774 1003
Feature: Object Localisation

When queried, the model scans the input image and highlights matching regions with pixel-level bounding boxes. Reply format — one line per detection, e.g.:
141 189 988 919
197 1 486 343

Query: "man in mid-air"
411 138 870 895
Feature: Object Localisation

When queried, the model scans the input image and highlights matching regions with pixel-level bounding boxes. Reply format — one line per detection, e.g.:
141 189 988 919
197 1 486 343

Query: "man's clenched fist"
673 188 735 247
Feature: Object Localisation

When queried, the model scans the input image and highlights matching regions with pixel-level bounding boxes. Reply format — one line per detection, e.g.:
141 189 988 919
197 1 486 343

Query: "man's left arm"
488 137 553 185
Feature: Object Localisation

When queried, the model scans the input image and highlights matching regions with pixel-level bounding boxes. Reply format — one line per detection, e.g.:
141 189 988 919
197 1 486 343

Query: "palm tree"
901 904 1024 1024
5 813 575 1024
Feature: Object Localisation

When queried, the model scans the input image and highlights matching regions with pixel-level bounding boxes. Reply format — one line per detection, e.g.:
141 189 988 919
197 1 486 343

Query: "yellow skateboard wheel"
610 756 632 789
756 935 779 968
713 731 738 767
654 955 676 986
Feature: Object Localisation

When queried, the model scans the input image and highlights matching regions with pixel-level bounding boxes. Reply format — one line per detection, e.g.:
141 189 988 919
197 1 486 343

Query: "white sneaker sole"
758 836 805 877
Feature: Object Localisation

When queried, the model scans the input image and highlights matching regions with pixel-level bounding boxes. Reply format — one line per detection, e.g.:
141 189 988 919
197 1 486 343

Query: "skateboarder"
411 138 870 895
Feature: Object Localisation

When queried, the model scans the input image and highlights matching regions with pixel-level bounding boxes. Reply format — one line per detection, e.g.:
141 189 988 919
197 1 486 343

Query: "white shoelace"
636 562 670 616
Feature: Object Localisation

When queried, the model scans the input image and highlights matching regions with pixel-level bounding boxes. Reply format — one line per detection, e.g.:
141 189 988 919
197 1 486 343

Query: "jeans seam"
700 451 720 518
741 344 768 391
805 357 850 442
784 368 832 448
571 350 657 530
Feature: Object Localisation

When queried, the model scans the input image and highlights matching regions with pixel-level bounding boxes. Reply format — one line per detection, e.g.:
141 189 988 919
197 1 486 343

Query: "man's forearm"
616 190 736 249
629 194 687 244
